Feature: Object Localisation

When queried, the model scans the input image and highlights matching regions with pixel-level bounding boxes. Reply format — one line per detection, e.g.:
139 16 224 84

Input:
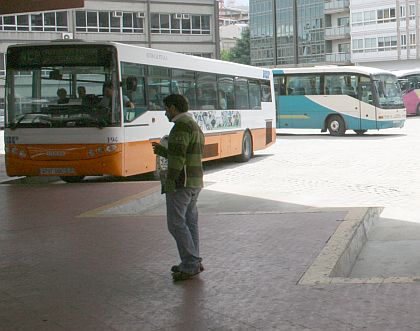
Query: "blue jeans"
166 187 201 274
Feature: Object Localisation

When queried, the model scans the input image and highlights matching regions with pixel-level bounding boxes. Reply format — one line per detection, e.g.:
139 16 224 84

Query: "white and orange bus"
4 41 275 182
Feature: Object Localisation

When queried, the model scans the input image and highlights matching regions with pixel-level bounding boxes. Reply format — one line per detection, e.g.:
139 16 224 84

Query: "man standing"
152 94 205 282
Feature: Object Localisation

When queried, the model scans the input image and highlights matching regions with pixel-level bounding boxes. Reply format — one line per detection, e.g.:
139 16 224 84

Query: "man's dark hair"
163 94 189 113
103 80 113 89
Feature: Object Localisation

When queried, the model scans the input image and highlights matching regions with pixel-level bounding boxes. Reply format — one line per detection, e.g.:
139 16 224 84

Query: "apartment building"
0 0 219 99
249 0 351 67
351 0 420 70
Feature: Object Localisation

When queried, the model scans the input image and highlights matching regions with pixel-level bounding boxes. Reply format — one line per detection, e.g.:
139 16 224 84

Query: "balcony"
324 0 350 14
326 52 351 64
325 26 350 40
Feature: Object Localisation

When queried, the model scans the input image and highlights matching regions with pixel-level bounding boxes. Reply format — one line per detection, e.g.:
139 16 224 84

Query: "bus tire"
416 104 420 116
60 176 85 183
327 115 346 136
235 130 253 163
354 130 367 135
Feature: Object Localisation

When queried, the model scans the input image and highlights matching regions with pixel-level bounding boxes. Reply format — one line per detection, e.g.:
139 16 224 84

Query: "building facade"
351 0 420 70
250 0 420 70
250 0 351 67
0 0 219 101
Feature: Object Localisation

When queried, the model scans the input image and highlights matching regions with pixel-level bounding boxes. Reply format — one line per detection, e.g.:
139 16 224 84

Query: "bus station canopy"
0 0 84 15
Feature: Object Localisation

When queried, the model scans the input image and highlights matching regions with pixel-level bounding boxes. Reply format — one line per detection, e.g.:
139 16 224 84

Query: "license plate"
40 168 75 175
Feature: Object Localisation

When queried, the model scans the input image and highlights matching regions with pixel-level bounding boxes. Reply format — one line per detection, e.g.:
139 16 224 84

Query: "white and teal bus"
4 41 275 182
273 66 406 135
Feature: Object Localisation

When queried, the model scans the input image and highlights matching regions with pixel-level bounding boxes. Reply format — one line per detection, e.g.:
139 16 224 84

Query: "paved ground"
0 179 420 330
204 117 420 223
2 120 420 330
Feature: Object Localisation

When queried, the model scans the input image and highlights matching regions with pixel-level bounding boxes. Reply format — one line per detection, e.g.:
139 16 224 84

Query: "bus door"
357 77 377 130
274 75 293 128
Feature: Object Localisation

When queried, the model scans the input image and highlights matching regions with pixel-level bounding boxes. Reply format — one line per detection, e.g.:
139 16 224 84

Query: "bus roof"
272 65 396 76
8 40 272 81
393 69 420 78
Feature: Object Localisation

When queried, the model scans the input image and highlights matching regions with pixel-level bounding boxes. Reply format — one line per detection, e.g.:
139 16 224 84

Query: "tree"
222 27 250 65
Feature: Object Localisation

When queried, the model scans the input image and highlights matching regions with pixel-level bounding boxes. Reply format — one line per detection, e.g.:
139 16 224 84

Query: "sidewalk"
1 158 420 330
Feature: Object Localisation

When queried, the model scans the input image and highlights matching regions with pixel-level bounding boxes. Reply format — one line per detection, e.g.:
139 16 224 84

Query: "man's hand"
152 142 167 157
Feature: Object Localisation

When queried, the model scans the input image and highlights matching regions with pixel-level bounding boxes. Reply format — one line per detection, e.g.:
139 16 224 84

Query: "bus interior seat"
293 87 305 95
343 86 356 97
332 87 342 95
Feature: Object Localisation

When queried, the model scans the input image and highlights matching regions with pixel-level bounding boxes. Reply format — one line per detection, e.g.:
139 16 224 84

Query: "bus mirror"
49 69 62 80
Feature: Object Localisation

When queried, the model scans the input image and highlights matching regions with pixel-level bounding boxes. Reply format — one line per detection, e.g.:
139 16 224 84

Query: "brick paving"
0 179 420 330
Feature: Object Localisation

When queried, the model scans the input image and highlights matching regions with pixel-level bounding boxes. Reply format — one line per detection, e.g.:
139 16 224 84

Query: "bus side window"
121 62 147 121
234 78 250 109
249 80 261 110
261 82 272 101
275 77 286 96
218 76 235 110
197 72 217 110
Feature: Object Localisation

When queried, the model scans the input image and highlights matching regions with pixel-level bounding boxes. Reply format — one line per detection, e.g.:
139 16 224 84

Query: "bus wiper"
10 113 52 130
10 113 31 130
75 116 106 129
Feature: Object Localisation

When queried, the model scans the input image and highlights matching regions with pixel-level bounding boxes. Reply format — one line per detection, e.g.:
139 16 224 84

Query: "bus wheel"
60 176 85 183
354 130 367 135
327 115 346 136
417 104 420 116
235 131 253 162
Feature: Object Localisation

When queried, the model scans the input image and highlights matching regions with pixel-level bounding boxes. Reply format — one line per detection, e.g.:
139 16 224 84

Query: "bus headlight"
88 149 96 157
11 147 18 155
106 145 117 153
96 147 104 154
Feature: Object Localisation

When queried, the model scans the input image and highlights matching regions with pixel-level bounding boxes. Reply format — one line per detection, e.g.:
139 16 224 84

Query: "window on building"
182 52 213 58
338 43 350 53
378 36 397 51
364 10 376 25
0 11 67 31
150 13 210 34
377 8 396 24
17 15 29 31
351 12 363 26
3 15 16 31
409 4 416 20
401 34 407 49
75 11 144 33
0 53 5 76
410 33 416 49
364 38 377 52
352 39 364 53
337 17 349 27
400 5 406 20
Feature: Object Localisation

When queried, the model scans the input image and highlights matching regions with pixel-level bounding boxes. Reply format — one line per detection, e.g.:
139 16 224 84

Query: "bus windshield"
372 74 404 109
6 45 120 128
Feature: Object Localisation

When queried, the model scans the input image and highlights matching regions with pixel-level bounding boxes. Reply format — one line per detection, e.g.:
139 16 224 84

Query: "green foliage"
221 28 250 65
220 49 231 61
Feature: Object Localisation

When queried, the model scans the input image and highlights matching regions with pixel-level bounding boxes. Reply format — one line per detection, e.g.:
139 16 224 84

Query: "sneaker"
172 271 200 282
171 263 204 273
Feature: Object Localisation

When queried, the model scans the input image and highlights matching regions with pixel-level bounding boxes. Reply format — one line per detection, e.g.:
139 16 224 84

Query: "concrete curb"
78 184 163 218
299 206 384 285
